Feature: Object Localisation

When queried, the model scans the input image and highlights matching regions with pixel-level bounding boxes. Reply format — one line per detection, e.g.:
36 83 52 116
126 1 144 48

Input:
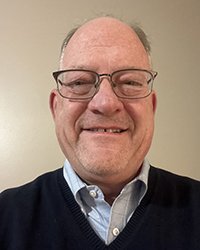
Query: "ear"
151 91 157 114
49 89 58 121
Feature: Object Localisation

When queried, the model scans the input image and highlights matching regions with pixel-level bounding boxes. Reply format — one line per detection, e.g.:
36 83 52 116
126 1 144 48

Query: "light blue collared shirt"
63 159 150 245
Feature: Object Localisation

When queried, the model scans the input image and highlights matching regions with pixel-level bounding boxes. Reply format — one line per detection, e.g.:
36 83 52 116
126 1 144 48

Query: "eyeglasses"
52 69 157 100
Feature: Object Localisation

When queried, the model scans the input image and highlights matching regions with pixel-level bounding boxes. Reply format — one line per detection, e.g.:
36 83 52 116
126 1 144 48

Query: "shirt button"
112 227 120 237
89 190 97 198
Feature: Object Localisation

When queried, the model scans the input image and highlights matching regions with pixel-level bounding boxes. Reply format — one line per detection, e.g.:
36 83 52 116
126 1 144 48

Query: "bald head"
60 17 151 70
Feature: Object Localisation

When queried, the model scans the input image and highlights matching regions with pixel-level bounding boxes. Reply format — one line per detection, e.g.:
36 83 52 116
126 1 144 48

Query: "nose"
87 78 124 116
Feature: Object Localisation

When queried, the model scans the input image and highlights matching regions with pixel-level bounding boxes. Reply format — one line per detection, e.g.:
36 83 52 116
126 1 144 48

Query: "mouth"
84 128 127 134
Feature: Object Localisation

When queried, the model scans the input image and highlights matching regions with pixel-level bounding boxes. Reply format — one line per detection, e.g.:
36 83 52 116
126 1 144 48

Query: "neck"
100 183 125 205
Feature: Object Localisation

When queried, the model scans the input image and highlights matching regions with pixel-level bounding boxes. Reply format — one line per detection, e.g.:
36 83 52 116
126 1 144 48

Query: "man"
0 16 200 250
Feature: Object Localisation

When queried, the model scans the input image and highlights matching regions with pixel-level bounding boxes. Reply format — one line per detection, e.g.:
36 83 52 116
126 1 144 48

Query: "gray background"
1 0 200 190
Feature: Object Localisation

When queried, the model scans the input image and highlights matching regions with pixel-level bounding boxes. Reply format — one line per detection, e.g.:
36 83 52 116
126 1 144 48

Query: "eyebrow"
62 65 143 71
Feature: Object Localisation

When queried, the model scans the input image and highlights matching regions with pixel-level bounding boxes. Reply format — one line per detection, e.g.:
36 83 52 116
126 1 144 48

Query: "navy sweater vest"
1 166 200 249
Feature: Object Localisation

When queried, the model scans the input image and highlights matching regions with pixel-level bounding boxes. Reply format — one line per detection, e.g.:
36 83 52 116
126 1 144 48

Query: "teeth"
107 129 121 133
90 128 123 133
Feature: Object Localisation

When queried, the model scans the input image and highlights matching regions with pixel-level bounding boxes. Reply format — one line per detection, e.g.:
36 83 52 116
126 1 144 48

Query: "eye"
122 80 143 87
58 79 91 88
67 80 92 87
56 70 99 98
59 72 95 87
59 77 94 96
113 71 146 88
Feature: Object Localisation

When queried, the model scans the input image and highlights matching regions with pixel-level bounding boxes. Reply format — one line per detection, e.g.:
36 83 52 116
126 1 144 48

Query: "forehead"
61 17 150 70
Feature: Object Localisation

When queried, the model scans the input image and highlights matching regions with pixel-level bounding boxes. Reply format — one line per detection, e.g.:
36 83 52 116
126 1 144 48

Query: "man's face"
50 17 156 185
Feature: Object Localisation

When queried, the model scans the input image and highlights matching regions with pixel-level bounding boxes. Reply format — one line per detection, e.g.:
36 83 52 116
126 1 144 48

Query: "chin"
74 141 138 177
77 152 130 177
83 163 122 177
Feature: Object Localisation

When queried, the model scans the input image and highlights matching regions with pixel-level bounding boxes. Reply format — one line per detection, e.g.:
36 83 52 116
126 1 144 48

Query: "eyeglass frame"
52 68 158 100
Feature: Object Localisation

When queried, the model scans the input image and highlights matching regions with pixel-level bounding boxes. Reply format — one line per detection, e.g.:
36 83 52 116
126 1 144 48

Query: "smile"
85 128 126 133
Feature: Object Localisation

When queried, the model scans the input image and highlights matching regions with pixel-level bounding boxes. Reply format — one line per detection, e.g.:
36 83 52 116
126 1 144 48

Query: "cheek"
54 101 88 158
124 99 155 132
56 101 88 138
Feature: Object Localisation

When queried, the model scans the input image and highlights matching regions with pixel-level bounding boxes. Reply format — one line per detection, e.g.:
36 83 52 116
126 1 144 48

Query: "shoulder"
0 168 63 207
0 168 70 246
149 166 200 202
150 166 200 185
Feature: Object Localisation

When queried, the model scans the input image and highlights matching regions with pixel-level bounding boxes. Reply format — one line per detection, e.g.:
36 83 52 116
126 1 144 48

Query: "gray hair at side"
59 18 152 66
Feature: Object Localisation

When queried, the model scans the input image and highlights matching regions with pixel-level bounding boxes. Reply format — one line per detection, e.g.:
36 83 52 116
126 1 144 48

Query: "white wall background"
1 0 200 191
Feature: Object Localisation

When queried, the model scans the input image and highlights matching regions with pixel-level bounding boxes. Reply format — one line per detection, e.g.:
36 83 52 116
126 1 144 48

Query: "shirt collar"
63 160 86 204
63 159 150 200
